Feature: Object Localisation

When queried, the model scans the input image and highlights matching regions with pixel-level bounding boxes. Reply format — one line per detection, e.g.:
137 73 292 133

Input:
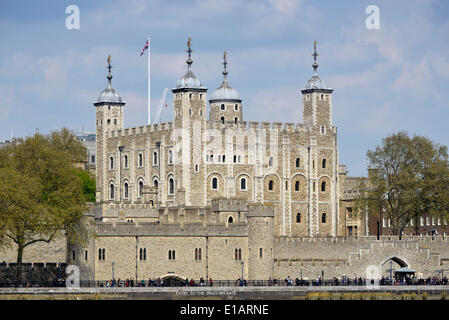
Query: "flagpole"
147 34 151 125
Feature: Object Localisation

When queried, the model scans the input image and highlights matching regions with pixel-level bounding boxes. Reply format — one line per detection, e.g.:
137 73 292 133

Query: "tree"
74 169 96 203
0 128 91 283
355 132 449 238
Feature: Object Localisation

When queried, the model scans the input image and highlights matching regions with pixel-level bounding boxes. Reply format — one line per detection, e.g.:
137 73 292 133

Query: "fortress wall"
0 236 67 264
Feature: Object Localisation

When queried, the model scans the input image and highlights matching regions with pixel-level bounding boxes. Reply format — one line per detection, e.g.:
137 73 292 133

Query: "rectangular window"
382 218 386 228
91 155 95 163
85 250 88 261
420 217 424 226
72 251 75 261
426 217 430 226
260 248 263 258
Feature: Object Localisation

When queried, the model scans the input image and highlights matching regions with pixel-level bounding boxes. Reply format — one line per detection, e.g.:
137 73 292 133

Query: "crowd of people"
102 277 215 287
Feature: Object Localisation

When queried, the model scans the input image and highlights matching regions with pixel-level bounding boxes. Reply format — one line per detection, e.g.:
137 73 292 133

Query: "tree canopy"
0 128 93 282
355 132 449 236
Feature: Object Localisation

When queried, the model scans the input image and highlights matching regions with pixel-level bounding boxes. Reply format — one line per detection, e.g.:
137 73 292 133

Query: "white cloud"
268 0 303 16
392 55 431 90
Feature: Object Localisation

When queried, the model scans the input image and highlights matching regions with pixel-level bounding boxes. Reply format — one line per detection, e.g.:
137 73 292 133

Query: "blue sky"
1 0 448 176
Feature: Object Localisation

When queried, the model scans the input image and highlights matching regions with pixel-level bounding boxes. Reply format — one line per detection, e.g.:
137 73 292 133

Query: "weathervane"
311 41 319 75
223 51 228 69
106 54 113 73
186 37 193 68
312 41 319 62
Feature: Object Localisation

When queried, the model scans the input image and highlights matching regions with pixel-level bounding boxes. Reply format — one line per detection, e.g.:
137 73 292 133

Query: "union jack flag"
140 39 149 56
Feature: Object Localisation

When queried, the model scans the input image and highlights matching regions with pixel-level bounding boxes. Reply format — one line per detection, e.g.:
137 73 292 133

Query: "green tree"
355 132 449 238
74 169 96 203
0 128 91 283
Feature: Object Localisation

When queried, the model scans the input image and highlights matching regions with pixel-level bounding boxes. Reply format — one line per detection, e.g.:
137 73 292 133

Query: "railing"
0 278 448 288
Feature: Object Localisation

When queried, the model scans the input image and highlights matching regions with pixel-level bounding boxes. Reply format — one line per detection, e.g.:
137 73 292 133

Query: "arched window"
321 126 326 134
240 178 246 190
154 179 159 189
169 178 174 195
153 151 158 166
189 93 192 99
235 104 238 110
124 182 129 199
169 150 173 164
221 116 225 124
239 249 242 260
322 159 326 168
295 181 300 191
212 177 218 190
234 117 238 124
322 213 327 223
268 180 274 191
102 248 105 260
195 248 198 260
221 104 225 110
296 213 301 223
198 248 201 260
222 155 225 163
107 119 111 125
110 157 114 170
235 249 238 260
321 181 326 192
269 157 273 167
114 119 117 125
228 216 234 223
124 155 128 168
110 183 114 200
139 153 143 167
296 158 300 167
138 180 144 198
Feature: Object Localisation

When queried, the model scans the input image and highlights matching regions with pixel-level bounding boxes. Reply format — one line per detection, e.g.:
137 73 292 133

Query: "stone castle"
2 40 449 283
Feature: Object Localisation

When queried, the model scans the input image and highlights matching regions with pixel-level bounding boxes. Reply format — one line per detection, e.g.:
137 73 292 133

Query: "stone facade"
3 42 449 284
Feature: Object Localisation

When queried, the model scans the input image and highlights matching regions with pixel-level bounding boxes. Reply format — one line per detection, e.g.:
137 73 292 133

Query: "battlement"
208 120 306 135
96 220 248 237
274 235 449 244
108 121 174 138
247 203 274 218
211 198 248 212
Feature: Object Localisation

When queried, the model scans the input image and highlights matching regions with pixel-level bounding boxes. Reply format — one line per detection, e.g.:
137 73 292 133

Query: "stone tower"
301 41 333 130
94 56 125 203
300 42 338 237
209 51 242 124
247 204 274 280
171 37 208 206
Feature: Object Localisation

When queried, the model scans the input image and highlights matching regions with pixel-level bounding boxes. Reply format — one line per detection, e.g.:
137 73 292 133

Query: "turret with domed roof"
209 51 243 125
301 41 333 129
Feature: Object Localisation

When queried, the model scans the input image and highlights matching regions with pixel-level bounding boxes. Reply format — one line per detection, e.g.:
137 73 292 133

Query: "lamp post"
241 261 244 286
112 261 115 281
390 260 393 282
